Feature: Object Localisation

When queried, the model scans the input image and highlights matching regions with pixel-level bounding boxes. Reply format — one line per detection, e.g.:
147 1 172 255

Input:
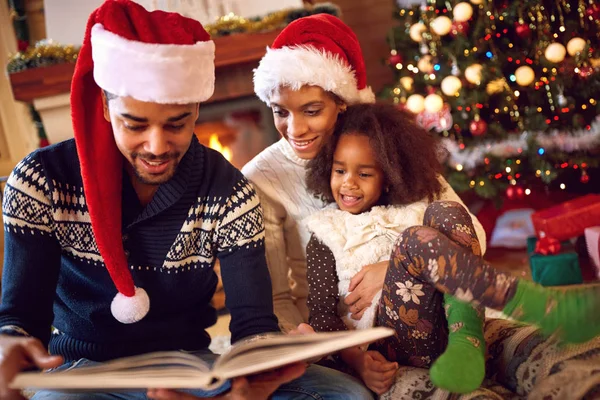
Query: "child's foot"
430 295 485 393
502 280 600 343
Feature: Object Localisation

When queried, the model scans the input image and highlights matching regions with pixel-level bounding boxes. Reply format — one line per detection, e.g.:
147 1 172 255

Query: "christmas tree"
383 0 600 201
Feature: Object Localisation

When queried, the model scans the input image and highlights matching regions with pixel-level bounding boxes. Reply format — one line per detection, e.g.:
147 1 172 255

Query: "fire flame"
208 134 232 161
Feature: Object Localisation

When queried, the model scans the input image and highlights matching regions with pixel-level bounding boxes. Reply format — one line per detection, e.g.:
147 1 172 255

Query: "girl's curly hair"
306 103 444 206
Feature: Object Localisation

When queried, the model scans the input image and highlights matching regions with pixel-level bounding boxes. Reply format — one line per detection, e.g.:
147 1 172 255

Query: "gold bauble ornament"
485 78 505 95
424 94 444 113
400 76 414 91
453 2 473 22
544 42 566 63
409 22 427 42
566 37 586 56
470 0 483 4
417 55 434 73
591 58 600 68
515 66 535 86
431 16 452 36
465 63 483 85
406 94 425 114
441 76 462 96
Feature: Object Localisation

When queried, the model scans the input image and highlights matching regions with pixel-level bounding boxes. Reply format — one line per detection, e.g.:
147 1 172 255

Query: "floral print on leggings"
371 201 516 368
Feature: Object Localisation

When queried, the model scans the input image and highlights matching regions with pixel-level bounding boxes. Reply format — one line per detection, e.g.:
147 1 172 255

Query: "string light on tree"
545 43 567 63
441 75 462 96
465 63 483 85
417 55 434 73
424 93 444 113
566 37 587 56
470 0 483 5
406 94 425 113
409 22 427 42
515 65 535 86
431 16 452 36
400 76 414 91
453 2 473 22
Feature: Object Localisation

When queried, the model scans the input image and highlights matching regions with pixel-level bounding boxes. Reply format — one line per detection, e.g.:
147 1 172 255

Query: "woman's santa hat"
71 0 215 324
253 14 375 105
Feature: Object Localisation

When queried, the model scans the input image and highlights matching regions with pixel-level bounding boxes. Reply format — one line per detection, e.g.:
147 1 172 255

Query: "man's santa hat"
71 0 215 324
253 14 375 105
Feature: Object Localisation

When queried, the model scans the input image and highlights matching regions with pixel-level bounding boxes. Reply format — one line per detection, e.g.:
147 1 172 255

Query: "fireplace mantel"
9 29 282 104
8 30 281 144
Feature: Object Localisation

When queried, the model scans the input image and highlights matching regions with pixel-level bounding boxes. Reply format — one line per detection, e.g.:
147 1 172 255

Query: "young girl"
304 103 600 395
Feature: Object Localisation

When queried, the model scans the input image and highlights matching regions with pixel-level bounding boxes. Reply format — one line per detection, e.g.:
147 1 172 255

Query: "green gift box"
526 237 583 286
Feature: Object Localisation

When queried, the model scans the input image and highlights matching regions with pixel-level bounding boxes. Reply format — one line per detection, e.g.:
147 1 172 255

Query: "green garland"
6 3 340 74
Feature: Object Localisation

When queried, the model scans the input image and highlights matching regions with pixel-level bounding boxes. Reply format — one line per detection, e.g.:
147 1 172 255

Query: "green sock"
503 280 600 343
429 294 486 393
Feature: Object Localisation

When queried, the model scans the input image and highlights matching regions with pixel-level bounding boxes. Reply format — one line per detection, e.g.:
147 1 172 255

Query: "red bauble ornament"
586 4 600 20
469 119 487 136
579 66 594 78
388 53 403 66
505 185 525 200
515 22 531 39
450 21 469 37
581 170 590 184
17 39 29 52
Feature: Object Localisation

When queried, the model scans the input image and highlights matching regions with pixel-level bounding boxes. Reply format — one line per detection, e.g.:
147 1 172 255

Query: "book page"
212 327 394 380
11 351 222 390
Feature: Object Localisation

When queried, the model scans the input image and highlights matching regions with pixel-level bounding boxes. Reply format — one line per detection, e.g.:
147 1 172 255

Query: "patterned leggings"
370 201 518 368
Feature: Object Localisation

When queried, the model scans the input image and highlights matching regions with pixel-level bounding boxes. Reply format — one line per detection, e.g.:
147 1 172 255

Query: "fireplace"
194 96 279 171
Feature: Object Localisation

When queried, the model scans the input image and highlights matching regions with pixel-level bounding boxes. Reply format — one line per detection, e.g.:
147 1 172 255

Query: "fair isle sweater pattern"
0 138 278 361
3 151 264 272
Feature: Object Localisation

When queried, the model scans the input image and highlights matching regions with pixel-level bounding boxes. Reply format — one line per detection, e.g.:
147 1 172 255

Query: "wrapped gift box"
527 237 583 286
584 226 600 279
531 194 600 242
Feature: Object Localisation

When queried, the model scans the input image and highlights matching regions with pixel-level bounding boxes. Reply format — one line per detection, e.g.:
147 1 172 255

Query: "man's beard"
131 152 181 185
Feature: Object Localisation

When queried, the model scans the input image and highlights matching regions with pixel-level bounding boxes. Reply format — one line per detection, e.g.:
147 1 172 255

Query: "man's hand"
345 261 388 320
147 363 307 400
0 335 63 400
354 351 397 395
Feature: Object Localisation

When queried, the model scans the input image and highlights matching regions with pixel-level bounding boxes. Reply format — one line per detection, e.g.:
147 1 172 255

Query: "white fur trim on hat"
111 286 150 324
254 46 375 105
91 24 215 104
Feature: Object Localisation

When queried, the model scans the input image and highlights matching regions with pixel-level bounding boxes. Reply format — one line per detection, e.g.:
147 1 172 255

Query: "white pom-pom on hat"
111 286 150 324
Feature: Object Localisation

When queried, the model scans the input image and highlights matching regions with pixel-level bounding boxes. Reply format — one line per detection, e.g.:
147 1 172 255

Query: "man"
0 1 373 399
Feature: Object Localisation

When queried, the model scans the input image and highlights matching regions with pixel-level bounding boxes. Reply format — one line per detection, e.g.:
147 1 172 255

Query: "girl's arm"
306 234 348 332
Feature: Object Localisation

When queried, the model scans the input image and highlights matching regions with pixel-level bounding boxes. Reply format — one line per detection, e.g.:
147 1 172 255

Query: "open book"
11 327 393 391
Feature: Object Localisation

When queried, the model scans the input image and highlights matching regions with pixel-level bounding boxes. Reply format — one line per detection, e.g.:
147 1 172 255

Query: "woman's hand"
344 261 388 320
147 363 307 400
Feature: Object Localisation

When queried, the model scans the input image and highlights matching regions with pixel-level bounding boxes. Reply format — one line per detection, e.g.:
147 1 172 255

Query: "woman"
243 13 486 333
242 13 489 393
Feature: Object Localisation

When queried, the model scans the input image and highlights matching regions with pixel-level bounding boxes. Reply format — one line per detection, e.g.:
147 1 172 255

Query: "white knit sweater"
242 138 487 332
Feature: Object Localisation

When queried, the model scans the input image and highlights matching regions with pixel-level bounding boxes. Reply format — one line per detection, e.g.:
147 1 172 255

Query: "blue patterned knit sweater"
0 136 279 361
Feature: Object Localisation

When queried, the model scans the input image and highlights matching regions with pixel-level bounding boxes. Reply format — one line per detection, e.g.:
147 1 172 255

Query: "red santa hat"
71 0 214 324
253 14 375 105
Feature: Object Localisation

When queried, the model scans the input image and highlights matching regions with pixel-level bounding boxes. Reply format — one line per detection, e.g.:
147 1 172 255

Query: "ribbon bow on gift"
534 232 562 256
343 216 403 251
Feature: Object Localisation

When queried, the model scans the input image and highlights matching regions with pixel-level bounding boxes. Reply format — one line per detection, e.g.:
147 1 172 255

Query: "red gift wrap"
531 194 600 242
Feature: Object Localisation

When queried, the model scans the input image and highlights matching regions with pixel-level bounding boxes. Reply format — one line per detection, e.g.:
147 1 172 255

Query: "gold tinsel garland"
7 3 340 74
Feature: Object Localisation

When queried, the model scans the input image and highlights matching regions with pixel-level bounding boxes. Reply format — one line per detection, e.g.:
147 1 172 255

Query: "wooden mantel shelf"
9 29 282 104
